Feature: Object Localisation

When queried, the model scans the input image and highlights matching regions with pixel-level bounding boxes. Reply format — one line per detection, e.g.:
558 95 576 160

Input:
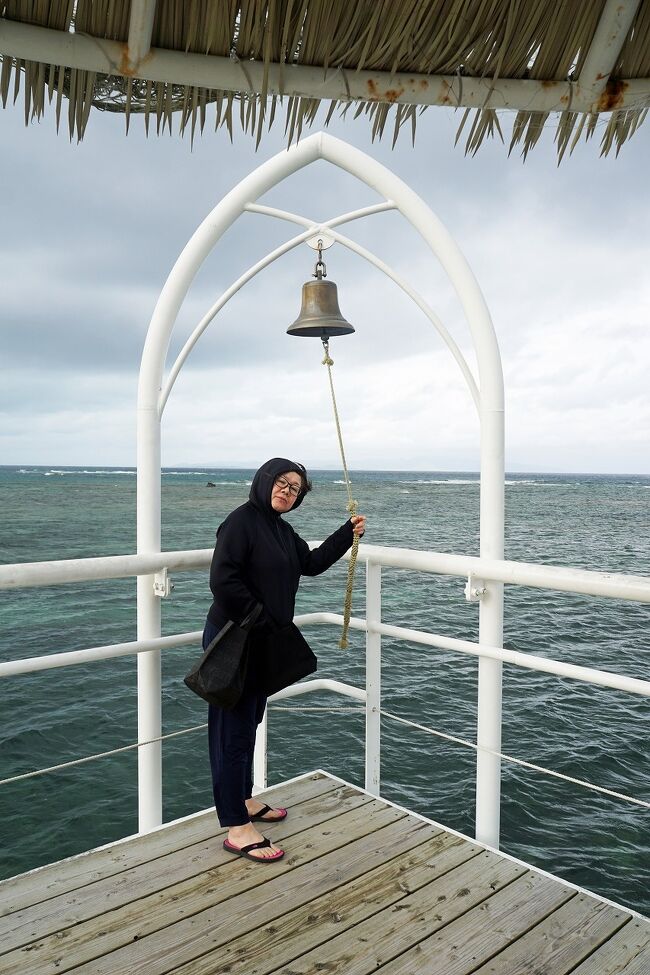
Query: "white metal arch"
136 132 505 848
158 209 480 415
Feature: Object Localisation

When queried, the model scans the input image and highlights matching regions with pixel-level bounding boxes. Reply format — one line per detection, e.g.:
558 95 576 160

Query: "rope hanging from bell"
321 337 360 649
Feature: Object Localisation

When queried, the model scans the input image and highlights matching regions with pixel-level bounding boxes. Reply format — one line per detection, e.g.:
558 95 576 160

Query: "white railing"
1 543 649 836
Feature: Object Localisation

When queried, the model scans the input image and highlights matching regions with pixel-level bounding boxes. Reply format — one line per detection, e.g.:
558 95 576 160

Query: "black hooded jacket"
207 458 354 631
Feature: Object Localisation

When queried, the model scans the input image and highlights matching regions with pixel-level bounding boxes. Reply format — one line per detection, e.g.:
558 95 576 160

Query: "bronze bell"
287 277 355 339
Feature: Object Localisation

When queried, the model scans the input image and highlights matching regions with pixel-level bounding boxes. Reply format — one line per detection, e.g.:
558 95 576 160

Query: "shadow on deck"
1 771 648 974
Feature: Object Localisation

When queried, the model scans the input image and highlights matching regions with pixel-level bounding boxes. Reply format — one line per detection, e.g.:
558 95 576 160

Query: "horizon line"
2 464 649 478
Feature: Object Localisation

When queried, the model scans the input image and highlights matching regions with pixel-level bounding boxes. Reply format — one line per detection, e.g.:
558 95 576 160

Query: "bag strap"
240 602 264 631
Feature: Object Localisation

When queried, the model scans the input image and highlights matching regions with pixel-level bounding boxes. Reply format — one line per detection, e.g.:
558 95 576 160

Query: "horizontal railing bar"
372 621 650 697
294 612 367 630
2 612 648 697
270 705 364 712
0 631 203 677
0 550 212 590
2 544 649 603
269 678 367 703
0 618 362 677
299 613 650 696
362 545 650 603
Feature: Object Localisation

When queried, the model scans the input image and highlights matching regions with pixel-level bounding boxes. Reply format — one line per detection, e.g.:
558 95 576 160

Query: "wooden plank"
168 832 485 975
469 894 632 974
5 769 645 975
0 781 372 956
267 850 527 975
565 918 650 975
23 800 411 975
1 789 410 975
372 870 577 975
0 774 337 914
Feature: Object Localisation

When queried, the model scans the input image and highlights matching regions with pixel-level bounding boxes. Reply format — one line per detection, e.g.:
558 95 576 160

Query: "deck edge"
308 769 650 923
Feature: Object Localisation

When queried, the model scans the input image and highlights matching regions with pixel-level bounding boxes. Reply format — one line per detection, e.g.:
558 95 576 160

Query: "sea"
1 465 649 915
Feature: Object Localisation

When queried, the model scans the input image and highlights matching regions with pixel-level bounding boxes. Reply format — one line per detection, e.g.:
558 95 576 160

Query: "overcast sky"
1 99 649 474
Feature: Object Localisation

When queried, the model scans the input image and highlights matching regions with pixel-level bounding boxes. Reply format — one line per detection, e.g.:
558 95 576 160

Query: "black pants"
203 620 267 827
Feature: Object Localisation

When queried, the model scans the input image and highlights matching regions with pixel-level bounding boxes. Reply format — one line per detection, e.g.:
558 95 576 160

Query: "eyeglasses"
274 475 301 498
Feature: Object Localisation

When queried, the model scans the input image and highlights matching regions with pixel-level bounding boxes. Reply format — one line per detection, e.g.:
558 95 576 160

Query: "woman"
204 457 366 863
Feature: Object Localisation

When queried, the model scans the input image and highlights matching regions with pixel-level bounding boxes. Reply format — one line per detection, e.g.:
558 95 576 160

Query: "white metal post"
322 136 506 847
136 403 163 833
365 559 382 795
253 711 268 793
135 140 322 835
475 408 505 847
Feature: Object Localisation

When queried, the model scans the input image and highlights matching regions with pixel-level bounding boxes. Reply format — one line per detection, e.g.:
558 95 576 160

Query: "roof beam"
1 19 648 115
125 0 158 74
578 0 642 105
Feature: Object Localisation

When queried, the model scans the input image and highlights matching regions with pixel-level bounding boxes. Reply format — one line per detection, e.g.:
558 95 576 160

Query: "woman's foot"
245 799 287 822
226 822 283 860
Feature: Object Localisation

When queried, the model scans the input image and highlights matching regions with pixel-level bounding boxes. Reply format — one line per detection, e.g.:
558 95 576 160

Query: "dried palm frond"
0 0 647 157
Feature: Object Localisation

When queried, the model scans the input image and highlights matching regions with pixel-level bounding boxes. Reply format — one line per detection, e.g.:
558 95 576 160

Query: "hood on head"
249 457 308 514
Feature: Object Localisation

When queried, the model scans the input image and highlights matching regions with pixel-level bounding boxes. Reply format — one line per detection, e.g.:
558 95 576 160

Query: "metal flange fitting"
153 568 174 598
464 574 487 602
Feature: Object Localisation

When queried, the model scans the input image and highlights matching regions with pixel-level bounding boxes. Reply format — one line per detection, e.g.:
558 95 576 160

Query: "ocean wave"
399 477 567 487
401 478 479 485
34 468 253 480
163 471 253 482
43 469 137 476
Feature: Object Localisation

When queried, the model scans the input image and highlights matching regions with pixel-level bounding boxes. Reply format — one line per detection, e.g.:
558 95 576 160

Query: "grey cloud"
2 98 650 471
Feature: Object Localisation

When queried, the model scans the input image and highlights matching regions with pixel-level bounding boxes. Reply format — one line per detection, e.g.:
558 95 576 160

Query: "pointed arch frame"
136 132 505 847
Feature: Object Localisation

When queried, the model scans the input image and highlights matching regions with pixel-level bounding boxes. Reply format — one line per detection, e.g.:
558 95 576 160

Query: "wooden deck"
1 772 649 975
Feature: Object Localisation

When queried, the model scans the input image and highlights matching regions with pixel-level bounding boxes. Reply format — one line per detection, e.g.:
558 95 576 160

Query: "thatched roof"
1 0 649 158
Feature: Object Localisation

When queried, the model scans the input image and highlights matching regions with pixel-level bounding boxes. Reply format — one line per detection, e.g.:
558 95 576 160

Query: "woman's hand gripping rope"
340 509 366 648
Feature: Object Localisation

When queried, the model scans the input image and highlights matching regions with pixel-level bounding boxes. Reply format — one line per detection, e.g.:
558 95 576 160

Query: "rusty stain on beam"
597 77 629 111
118 42 155 77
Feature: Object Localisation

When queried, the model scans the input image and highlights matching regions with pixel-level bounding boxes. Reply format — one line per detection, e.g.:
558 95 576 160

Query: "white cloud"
1 103 649 472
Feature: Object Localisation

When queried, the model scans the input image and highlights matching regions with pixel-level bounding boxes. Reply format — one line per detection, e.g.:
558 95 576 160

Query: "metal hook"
313 238 327 279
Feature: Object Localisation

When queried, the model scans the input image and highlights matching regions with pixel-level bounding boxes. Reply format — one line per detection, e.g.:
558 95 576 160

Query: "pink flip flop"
223 837 284 862
249 803 288 822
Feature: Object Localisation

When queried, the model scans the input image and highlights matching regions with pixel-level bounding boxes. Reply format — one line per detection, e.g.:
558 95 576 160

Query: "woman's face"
271 471 302 512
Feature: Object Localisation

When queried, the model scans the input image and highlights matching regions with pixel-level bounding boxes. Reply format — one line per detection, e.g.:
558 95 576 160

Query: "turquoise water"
1 465 649 914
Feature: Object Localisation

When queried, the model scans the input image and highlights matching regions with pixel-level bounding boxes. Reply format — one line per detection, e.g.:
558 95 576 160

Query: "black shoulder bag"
184 603 263 709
